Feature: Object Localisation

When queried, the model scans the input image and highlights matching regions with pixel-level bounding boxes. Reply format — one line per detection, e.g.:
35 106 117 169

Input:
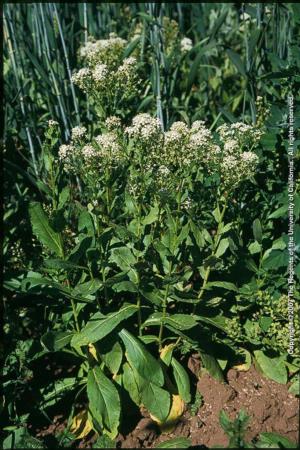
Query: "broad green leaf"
109 246 136 271
171 358 191 403
122 362 141 406
165 314 197 331
41 331 73 352
29 202 63 257
71 304 138 346
78 210 95 235
43 259 84 270
109 247 138 283
40 378 77 408
262 250 289 269
72 279 103 297
212 206 221 223
215 238 229 258
142 204 159 226
140 381 171 422
144 313 197 331
249 241 261 255
155 437 191 448
205 281 238 292
256 432 297 448
268 205 288 219
87 366 120 438
252 218 262 244
288 374 299 396
199 352 224 382
100 341 123 375
227 49 246 76
254 351 287 384
119 329 164 386
195 314 227 333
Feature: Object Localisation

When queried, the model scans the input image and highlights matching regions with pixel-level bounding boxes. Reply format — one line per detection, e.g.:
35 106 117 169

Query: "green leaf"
43 259 84 270
122 362 141 406
72 279 103 298
142 204 159 226
254 351 287 384
100 341 123 375
40 378 77 408
288 374 299 396
155 437 191 448
268 205 288 219
215 238 229 258
29 202 63 257
249 241 262 255
259 316 272 332
165 314 198 331
195 314 227 333
205 281 238 292
41 331 73 352
262 250 289 270
71 304 138 346
140 381 171 422
109 246 138 283
199 352 224 382
144 313 198 331
78 210 95 235
119 329 164 386
256 432 297 448
252 218 262 244
171 358 191 403
227 49 246 76
87 366 120 438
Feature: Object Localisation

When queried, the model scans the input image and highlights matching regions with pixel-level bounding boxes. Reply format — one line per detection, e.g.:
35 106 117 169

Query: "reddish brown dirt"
119 365 299 448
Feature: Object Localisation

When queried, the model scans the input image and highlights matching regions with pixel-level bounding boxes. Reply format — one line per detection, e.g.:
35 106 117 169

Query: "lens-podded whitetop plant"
58 114 262 198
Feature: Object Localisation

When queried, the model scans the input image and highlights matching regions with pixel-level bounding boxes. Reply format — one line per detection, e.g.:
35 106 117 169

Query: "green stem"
193 197 228 314
158 181 184 350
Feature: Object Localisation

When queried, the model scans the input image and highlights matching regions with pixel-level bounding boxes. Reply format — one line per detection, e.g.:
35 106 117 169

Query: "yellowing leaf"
160 344 175 366
70 410 93 439
233 349 251 372
150 394 184 433
88 343 98 361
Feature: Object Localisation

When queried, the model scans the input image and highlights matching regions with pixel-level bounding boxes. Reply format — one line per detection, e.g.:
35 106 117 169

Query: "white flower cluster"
47 119 59 128
217 122 263 148
58 144 77 172
71 126 87 141
105 116 122 132
125 113 163 148
79 33 127 68
180 37 193 53
72 34 139 105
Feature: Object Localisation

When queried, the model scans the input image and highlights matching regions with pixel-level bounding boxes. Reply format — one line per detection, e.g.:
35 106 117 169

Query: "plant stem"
158 181 184 350
193 197 228 314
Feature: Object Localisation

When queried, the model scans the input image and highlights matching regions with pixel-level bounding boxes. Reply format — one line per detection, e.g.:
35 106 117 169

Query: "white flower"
47 119 58 127
82 144 97 162
105 116 122 131
125 114 162 144
72 68 91 90
224 139 240 154
180 37 193 53
92 64 109 83
95 132 121 154
71 126 87 141
123 57 137 66
58 144 74 161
